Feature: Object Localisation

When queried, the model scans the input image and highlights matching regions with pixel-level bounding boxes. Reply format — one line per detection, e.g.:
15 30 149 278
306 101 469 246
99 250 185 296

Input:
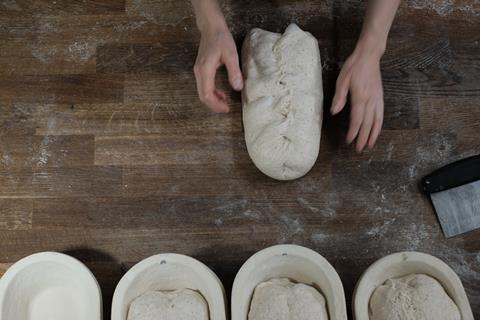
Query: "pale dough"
127 289 209 320
241 24 323 180
248 278 329 320
369 274 461 320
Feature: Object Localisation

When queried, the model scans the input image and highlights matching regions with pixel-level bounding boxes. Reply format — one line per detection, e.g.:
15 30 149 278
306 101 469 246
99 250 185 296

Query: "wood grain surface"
0 0 479 318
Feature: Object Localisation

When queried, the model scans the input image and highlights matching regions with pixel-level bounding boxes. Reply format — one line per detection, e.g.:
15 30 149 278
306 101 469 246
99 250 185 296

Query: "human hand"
330 44 384 152
194 22 243 113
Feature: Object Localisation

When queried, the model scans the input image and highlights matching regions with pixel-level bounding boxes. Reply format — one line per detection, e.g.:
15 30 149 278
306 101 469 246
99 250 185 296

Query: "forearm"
191 0 227 33
356 0 401 58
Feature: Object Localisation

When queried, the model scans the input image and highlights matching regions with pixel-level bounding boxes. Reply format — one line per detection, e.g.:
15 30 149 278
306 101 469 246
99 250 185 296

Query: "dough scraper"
422 155 480 238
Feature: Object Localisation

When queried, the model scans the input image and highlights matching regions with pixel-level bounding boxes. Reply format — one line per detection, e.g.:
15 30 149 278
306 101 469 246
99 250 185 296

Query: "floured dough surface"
248 278 328 320
369 274 461 320
127 289 209 320
241 23 323 180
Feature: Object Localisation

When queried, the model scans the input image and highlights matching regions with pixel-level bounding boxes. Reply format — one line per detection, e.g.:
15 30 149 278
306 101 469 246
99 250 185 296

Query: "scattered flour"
1 0 21 11
31 46 59 64
66 40 96 62
310 233 330 244
407 0 454 15
367 219 397 237
113 20 148 32
1 154 12 166
407 0 479 16
243 209 262 221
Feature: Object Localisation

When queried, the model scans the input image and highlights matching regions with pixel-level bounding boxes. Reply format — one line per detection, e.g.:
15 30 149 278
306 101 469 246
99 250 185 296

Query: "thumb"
223 50 243 91
331 71 351 115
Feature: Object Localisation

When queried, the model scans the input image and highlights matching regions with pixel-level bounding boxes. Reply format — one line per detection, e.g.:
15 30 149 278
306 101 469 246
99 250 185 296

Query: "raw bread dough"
241 24 323 180
369 274 461 320
248 278 329 320
127 289 209 320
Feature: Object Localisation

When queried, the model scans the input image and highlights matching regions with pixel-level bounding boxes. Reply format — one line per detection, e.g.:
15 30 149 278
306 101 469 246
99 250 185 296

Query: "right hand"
194 22 243 113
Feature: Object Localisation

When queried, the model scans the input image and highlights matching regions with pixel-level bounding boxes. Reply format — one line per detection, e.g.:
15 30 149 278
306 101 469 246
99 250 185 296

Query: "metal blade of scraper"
422 154 480 238
430 179 480 238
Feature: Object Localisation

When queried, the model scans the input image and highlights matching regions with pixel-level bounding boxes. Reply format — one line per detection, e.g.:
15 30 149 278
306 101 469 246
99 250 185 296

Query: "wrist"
354 33 386 61
193 0 228 34
199 16 228 36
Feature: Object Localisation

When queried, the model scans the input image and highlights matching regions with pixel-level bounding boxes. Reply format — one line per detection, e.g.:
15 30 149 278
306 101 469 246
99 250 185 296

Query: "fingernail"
233 77 242 90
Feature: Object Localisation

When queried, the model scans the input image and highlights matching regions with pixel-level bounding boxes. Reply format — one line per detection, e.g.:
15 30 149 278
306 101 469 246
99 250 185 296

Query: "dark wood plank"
31 166 124 198
124 72 200 104
33 103 242 136
0 166 123 198
95 134 249 166
419 97 480 157
0 169 35 197
96 42 197 74
0 15 195 75
0 0 126 15
0 74 124 104
31 189 423 231
0 41 97 76
125 0 195 26
1 135 94 168
0 104 37 136
0 199 32 230
122 162 332 199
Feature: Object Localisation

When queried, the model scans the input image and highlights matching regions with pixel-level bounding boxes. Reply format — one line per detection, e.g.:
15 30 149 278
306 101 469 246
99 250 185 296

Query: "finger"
356 99 375 153
223 49 243 91
194 62 229 113
368 100 384 149
331 70 351 115
346 100 366 144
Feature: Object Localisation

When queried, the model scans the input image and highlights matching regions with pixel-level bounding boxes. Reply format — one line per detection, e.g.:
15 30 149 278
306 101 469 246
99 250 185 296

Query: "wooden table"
0 0 479 317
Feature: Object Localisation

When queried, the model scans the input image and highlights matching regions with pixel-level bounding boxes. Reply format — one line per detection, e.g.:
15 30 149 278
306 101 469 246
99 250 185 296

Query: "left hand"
330 45 384 152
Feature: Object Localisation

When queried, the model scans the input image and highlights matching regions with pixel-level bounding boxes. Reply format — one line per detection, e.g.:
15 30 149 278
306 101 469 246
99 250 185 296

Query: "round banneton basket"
111 253 226 320
0 251 102 320
231 244 347 320
353 251 474 320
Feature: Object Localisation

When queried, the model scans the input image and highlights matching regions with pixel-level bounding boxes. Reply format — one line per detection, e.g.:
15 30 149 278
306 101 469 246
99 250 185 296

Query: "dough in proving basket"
248 278 328 320
369 274 460 320
241 24 323 180
127 289 209 320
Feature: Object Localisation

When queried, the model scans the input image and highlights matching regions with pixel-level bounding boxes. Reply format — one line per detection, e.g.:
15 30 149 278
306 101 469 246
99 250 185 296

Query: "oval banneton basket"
0 251 102 320
111 253 226 320
231 244 347 320
353 251 474 320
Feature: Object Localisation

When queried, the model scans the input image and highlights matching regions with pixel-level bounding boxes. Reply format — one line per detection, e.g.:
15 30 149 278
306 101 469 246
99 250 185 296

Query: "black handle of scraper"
422 154 480 194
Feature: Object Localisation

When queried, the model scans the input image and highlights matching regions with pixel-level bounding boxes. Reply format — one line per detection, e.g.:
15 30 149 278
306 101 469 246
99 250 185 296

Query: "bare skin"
192 0 243 113
191 0 400 151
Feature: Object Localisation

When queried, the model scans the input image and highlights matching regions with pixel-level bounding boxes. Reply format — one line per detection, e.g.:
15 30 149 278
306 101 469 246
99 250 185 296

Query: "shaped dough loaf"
369 274 461 320
127 289 209 320
248 278 329 320
242 24 323 180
